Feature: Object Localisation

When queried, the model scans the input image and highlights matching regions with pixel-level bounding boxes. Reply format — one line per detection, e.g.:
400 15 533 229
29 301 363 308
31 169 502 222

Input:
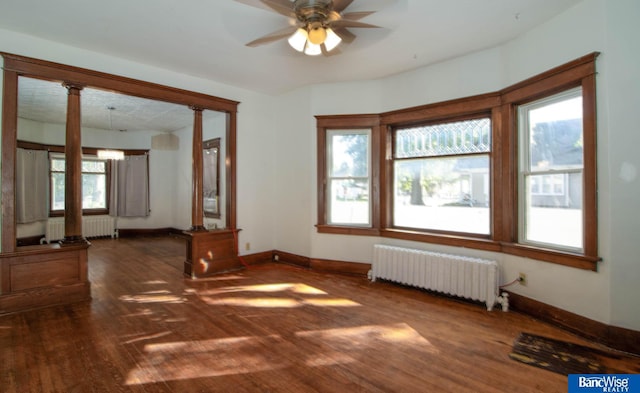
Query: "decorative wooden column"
62 83 86 244
190 106 206 232
183 107 240 278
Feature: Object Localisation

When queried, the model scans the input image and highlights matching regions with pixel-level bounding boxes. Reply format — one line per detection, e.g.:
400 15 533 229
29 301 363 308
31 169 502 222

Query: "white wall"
272 0 640 330
600 0 640 330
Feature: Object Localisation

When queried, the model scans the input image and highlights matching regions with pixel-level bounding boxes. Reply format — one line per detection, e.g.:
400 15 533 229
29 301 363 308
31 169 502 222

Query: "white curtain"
110 154 150 217
16 148 49 224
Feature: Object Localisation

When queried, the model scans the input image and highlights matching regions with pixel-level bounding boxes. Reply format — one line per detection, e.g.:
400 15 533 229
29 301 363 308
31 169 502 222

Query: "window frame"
390 114 493 237
516 87 585 253
49 153 110 217
316 114 381 236
326 128 372 227
316 53 600 271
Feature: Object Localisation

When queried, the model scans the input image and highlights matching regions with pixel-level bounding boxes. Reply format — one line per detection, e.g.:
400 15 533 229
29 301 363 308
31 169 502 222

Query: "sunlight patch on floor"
201 296 361 308
119 293 186 304
296 323 439 354
185 274 247 282
197 283 328 296
122 330 173 345
125 335 290 385
125 323 434 385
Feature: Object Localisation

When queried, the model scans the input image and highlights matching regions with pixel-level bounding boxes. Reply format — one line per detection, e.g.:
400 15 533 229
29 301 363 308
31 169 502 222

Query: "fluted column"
62 83 86 244
190 106 206 231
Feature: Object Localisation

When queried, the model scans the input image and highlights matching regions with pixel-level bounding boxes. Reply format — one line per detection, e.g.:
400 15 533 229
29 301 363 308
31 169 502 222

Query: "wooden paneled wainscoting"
0 243 90 314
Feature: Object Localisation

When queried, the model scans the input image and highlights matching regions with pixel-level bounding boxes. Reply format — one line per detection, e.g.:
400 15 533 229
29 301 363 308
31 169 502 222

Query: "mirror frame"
1 52 239 252
203 137 221 219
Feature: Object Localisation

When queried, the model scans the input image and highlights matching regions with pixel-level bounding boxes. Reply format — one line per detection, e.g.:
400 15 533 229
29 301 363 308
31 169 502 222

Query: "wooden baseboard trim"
118 227 185 238
239 251 274 266
309 258 371 277
273 250 311 268
16 235 44 247
506 290 640 355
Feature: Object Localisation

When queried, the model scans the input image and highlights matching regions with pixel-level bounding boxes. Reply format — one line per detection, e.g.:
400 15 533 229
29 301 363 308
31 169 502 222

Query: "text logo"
569 374 639 393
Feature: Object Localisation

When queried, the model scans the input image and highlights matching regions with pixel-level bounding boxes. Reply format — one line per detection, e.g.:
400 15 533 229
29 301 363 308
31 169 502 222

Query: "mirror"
203 138 221 219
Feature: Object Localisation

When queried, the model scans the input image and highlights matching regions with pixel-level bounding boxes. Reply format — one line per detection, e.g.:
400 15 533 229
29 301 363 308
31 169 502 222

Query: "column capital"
62 82 85 93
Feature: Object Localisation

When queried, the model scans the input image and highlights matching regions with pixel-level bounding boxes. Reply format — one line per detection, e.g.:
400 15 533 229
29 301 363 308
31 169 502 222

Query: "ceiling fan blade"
246 26 297 47
341 11 376 21
332 0 355 13
333 27 356 44
259 0 296 18
321 44 342 57
331 19 380 29
234 0 295 18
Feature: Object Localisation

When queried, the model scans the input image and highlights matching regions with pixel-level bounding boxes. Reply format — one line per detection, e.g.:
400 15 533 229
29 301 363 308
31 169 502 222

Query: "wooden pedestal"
183 229 241 278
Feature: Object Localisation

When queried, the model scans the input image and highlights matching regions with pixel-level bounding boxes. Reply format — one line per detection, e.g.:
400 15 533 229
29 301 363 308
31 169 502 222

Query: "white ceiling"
1 0 582 131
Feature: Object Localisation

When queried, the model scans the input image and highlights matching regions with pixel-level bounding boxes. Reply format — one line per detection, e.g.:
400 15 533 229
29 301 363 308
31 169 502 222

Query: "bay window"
316 53 599 270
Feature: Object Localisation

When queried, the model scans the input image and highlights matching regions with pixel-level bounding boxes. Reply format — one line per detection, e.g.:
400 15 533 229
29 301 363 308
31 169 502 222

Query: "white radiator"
45 216 115 243
371 244 502 311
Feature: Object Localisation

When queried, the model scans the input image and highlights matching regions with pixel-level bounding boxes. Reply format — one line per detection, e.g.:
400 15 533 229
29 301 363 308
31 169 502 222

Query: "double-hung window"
326 129 371 227
393 117 491 235
50 154 109 215
517 88 585 252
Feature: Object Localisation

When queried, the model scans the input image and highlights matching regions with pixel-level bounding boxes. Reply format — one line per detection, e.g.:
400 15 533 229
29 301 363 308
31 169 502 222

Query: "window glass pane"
51 172 65 210
524 173 583 249
394 155 490 234
326 129 371 226
395 118 490 158
51 158 65 172
82 174 107 209
329 179 369 225
520 88 583 251
50 158 108 211
329 133 368 177
528 96 583 171
82 160 106 173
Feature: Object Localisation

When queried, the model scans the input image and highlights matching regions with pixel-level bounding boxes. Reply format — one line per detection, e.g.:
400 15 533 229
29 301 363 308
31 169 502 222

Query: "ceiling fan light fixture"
304 41 322 56
307 23 327 45
288 28 308 52
323 28 341 52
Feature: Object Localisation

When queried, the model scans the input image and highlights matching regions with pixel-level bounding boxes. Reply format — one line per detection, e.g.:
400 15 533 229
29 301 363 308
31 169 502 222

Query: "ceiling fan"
238 0 381 56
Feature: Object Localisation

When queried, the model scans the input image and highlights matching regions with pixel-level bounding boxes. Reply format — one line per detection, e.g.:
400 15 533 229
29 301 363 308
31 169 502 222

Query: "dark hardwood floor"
1 237 637 392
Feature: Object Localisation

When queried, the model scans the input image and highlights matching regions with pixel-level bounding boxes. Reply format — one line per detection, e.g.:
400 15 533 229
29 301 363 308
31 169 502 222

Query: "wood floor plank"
1 236 637 392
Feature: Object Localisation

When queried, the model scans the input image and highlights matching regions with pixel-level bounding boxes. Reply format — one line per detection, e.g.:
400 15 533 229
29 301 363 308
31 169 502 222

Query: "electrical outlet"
245 242 250 251
519 272 527 286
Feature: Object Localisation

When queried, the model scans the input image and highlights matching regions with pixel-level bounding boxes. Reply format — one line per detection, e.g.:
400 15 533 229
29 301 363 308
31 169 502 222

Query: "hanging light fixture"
98 106 125 160
97 149 125 160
